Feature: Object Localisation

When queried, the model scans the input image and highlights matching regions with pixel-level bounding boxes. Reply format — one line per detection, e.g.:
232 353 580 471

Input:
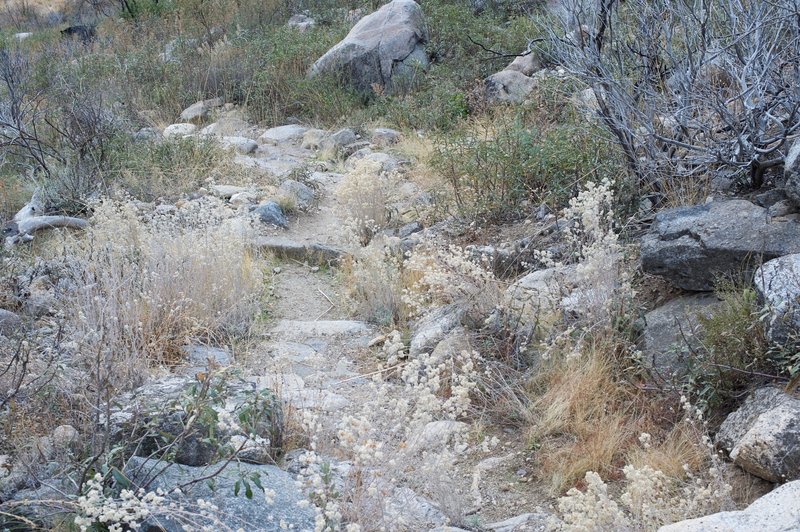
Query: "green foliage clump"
430 105 623 221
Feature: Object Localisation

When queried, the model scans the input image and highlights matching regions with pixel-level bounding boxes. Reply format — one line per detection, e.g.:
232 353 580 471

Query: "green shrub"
430 107 623 221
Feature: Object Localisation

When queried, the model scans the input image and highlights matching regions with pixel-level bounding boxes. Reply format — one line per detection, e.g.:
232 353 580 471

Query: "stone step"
254 237 347 266
271 319 371 340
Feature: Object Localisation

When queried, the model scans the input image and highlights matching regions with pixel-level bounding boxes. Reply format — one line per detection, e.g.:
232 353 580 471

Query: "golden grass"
627 423 708 479
526 336 636 494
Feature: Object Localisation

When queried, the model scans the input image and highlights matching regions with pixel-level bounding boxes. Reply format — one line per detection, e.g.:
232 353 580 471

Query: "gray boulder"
287 13 315 32
785 139 800 207
162 123 197 139
484 70 536 104
320 128 358 156
0 309 22 336
220 136 258 154
309 0 429 95
755 254 800 345
641 294 722 382
106 375 283 467
179 97 223 124
301 128 329 150
125 457 315 531
409 305 465 356
372 127 401 147
716 387 800 482
259 124 308 146
658 480 800 532
279 179 316 210
641 199 800 291
254 201 289 229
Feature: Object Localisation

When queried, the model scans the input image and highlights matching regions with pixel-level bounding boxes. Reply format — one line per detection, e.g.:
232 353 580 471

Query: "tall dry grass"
65 199 261 389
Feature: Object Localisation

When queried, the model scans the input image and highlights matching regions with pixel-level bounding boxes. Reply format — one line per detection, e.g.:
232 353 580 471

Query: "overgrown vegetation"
1 0 796 529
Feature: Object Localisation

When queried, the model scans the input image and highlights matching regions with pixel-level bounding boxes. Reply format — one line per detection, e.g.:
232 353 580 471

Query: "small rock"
180 344 231 369
51 425 79 448
287 13 316 32
301 128 329 150
410 305 465 356
487 512 550 532
372 127 401 147
211 184 249 199
272 267 282 274
254 201 289 229
408 420 467 454
259 124 309 145
484 70 536 104
279 179 316 210
133 127 161 142
320 128 358 156
162 123 197 139
179 97 223 124
221 136 258 154
254 237 346 266
229 191 259 206
716 387 800 482
0 309 22 337
397 221 423 239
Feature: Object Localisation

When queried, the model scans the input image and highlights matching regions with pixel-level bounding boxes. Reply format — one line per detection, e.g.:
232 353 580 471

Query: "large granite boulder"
105 375 283 467
716 387 800 482
125 457 315 531
658 480 800 531
754 254 800 345
309 0 428 95
641 199 800 291
784 137 800 207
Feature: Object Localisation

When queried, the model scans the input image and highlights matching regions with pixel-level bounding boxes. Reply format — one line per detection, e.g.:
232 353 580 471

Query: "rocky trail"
229 129 550 531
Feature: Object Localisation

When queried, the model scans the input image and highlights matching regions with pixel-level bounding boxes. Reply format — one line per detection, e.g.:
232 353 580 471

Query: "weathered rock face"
755 254 800 345
309 0 429 95
658 479 800 532
785 139 800 207
106 375 283 467
0 309 22 337
254 201 289 229
641 199 800 291
641 294 722 381
125 457 315 531
409 305 465 356
716 387 800 482
484 70 537 104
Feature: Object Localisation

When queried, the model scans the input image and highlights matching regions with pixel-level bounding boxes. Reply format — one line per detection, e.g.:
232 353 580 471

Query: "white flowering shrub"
65 198 261 388
296 339 481 529
402 240 500 319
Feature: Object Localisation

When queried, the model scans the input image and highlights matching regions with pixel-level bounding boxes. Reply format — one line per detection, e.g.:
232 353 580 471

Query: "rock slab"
658 480 800 531
641 200 800 291
754 254 800 345
716 387 800 482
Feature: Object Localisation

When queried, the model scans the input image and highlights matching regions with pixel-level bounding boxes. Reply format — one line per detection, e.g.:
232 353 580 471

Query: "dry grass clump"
526 335 634 493
64 198 261 389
